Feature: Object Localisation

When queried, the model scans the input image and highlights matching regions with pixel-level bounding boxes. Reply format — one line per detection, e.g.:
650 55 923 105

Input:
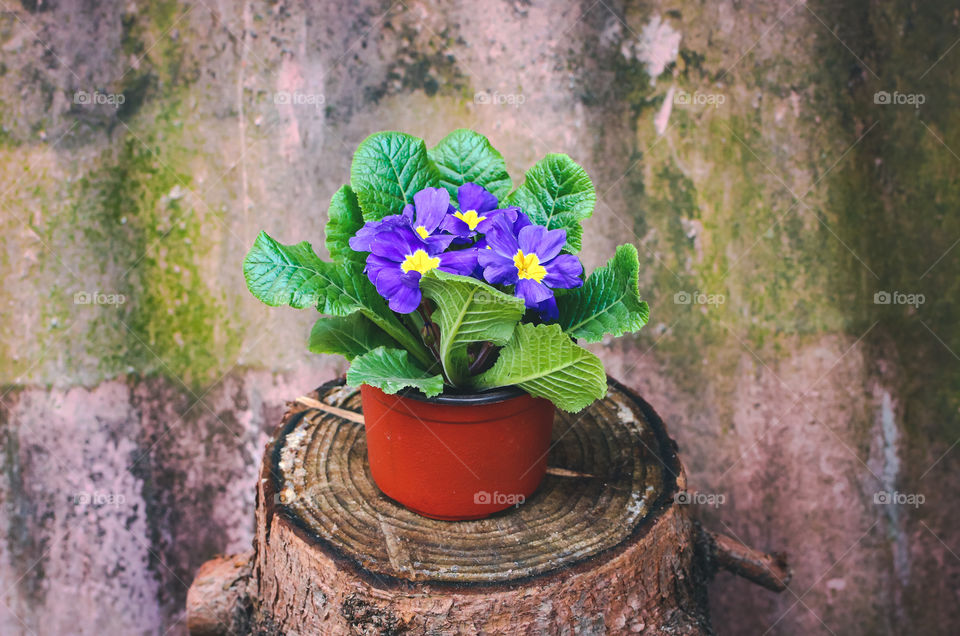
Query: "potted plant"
243 129 649 520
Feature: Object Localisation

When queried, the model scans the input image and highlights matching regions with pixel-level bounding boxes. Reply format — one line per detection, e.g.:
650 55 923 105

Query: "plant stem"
416 304 445 377
468 341 496 376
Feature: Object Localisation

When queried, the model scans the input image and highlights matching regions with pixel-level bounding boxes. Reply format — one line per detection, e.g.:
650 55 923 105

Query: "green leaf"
347 347 445 397
504 154 595 253
325 185 365 265
419 270 525 385
350 131 439 221
427 129 512 200
475 323 607 412
243 231 331 309
308 315 397 361
243 232 433 367
557 244 650 342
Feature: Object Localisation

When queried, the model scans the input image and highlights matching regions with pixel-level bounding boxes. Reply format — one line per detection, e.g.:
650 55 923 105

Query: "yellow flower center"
514 249 547 282
454 209 486 231
401 249 441 274
415 225 430 239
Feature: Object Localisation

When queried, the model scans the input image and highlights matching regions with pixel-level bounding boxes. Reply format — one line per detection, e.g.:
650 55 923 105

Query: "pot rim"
390 384 528 406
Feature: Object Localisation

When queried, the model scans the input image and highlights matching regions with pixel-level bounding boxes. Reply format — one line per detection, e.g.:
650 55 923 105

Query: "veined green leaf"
325 185 365 265
347 347 445 397
350 131 439 221
243 232 433 366
428 129 512 200
419 270 525 385
558 244 649 342
243 231 331 309
475 323 607 412
308 315 397 361
504 154 595 253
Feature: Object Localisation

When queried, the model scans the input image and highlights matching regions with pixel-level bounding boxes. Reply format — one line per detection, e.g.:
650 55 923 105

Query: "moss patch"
65 98 239 390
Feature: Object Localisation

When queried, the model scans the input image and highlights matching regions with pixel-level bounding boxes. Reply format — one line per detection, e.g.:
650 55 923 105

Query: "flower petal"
513 211 533 233
423 233 456 253
542 254 583 289
518 224 567 262
440 214 472 238
412 187 450 233
349 214 404 252
375 267 423 313
481 260 518 285
482 214 520 257
369 225 423 261
438 247 479 276
365 253 395 278
474 207 519 234
457 182 499 213
515 278 553 307
535 296 559 321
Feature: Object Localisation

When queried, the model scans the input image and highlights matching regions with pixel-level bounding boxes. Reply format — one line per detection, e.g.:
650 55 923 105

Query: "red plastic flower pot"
360 384 555 520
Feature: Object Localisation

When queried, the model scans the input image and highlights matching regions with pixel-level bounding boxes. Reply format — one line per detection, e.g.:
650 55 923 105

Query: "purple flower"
348 187 455 254
478 214 583 315
349 214 408 253
441 183 519 239
364 224 478 313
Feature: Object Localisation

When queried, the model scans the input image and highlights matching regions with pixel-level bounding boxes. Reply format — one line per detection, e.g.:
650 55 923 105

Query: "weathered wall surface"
1 0 958 634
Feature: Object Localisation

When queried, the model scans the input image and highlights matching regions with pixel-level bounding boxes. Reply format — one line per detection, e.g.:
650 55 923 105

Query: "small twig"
706 531 791 592
545 467 597 478
295 396 365 424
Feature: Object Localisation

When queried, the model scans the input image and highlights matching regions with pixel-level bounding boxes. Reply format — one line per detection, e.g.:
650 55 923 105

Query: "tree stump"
187 378 789 634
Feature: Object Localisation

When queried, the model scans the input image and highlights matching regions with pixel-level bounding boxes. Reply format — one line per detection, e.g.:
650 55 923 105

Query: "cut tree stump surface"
270 379 674 585
188 378 789 634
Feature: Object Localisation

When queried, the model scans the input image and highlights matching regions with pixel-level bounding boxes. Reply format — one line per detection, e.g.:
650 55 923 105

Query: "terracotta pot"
360 384 555 520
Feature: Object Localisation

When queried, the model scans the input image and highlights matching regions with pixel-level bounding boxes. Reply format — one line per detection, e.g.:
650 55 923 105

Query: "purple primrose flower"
478 214 583 316
349 187 455 254
441 183 519 239
363 224 477 314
